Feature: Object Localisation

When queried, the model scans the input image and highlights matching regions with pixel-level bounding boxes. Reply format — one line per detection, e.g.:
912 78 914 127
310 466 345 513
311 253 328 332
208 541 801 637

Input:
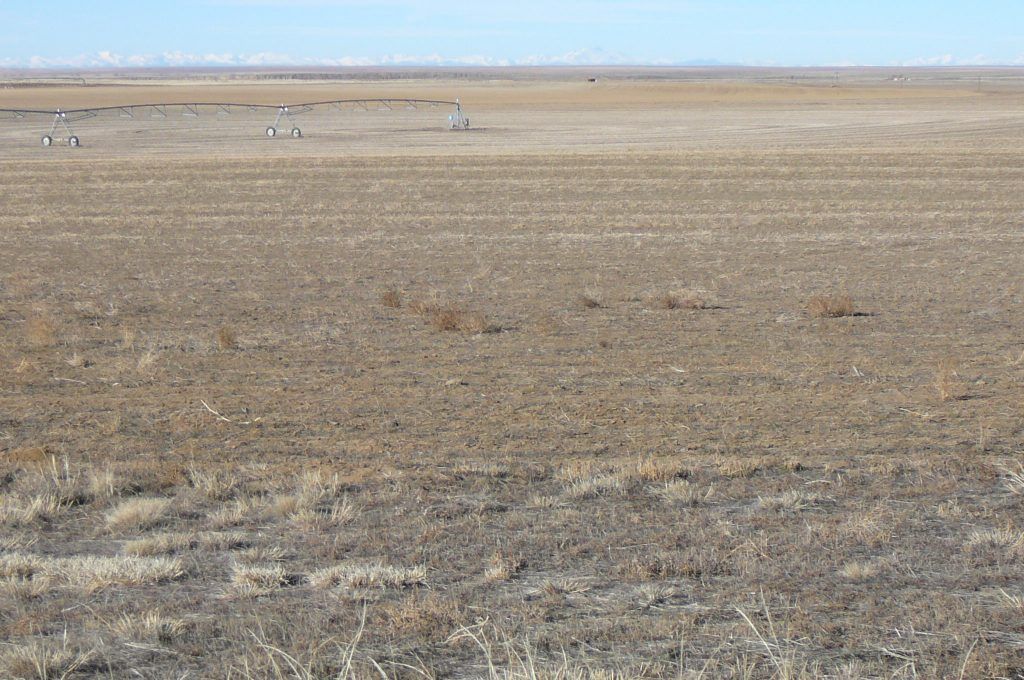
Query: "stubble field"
1 72 1024 678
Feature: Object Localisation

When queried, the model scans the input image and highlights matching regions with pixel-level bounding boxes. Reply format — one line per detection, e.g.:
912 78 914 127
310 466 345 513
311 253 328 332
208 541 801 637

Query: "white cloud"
894 54 1024 67
0 49 679 68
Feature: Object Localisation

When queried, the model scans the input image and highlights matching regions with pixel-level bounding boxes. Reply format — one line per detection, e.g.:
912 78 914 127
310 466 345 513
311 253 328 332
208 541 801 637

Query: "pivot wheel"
41 135 53 147
68 136 80 148
266 127 277 137
291 127 302 138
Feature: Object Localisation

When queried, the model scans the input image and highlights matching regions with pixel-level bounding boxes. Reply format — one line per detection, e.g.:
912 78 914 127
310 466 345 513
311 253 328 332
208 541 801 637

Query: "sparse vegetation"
807 293 855 318
216 326 238 350
1 74 1023 677
23 315 58 348
935 358 968 402
380 288 402 308
105 497 172 532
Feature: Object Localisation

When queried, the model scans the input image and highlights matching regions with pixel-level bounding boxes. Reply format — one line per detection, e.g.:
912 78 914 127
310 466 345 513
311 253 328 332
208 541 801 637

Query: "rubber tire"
291 127 301 138
41 136 53 147
68 136 80 148
266 127 277 137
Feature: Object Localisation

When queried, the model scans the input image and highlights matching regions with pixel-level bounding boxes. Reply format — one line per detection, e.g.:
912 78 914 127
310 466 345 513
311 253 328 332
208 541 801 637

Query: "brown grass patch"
106 497 172 533
216 326 237 350
578 293 603 309
380 288 402 308
807 293 855 318
1 641 95 680
230 563 288 597
654 291 707 310
24 315 58 348
309 562 426 590
935 358 968 402
428 305 498 334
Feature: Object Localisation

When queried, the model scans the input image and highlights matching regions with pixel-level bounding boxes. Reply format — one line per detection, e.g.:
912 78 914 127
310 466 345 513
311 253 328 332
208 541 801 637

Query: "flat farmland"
1 75 1024 678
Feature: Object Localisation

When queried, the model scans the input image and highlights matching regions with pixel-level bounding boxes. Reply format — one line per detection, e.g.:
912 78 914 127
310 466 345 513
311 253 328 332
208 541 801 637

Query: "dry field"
1 72 1024 678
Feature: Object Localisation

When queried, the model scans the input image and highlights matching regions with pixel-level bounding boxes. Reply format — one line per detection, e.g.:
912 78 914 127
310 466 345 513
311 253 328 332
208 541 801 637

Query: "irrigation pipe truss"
0 97 471 147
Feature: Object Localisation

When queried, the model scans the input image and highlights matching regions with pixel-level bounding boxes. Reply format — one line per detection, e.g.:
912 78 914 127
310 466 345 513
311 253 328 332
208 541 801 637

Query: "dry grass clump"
839 560 881 581
840 508 894 548
1 494 68 526
309 562 427 590
966 528 1024 558
758 489 822 512
120 326 136 351
88 466 140 500
484 552 526 582
578 292 603 309
562 473 626 499
197 531 249 552
935 358 968 402
1001 463 1024 495
718 459 762 478
24 315 58 347
186 465 237 501
408 297 439 316
381 592 464 641
1 573 53 600
1 458 87 527
289 498 357 531
654 291 707 310
807 293 855 318
651 479 714 506
998 589 1024 612
230 563 289 597
407 296 499 334
1 641 95 680
380 288 402 308
105 497 172 532
1 552 185 594
112 610 189 644
234 544 288 565
265 470 356 530
429 305 498 334
216 326 237 350
208 495 261 528
136 348 159 372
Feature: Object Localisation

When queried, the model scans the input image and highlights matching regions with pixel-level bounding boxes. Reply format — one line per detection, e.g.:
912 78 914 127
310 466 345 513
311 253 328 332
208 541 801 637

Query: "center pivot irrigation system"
0 97 471 147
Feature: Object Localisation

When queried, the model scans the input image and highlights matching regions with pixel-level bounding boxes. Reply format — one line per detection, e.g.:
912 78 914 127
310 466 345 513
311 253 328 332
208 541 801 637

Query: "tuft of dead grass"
562 473 625 499
839 560 881 581
484 552 526 582
1 641 95 680
429 305 498 334
112 610 189 644
105 497 171 533
186 465 237 501
578 292 603 309
24 315 58 348
966 527 1024 558
1 551 185 594
654 291 707 310
651 479 714 506
380 288 402 308
935 358 968 402
758 489 822 512
309 562 426 590
216 326 238 350
230 563 288 597
807 293 855 318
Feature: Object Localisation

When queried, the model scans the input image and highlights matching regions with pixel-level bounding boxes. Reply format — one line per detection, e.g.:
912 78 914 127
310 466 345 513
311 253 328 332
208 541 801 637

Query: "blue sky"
3 1 1024 68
